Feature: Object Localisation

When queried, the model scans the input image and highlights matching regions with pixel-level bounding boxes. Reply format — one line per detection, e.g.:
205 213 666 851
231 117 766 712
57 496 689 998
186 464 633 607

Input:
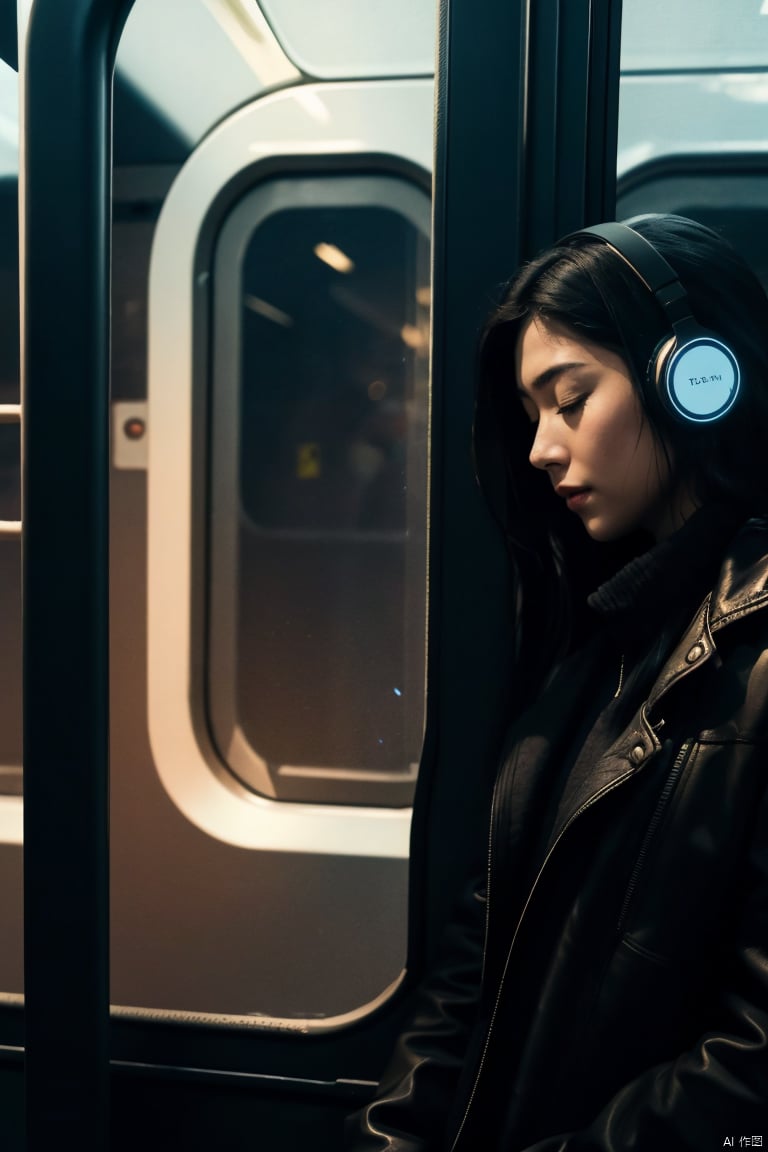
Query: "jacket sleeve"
344 877 487 1152
519 780 768 1152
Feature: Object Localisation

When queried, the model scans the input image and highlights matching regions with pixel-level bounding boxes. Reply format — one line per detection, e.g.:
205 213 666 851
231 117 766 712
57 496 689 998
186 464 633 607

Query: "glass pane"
259 0 435 79
618 167 768 293
618 2 768 285
0 61 18 182
619 1 768 176
621 0 768 71
210 175 429 807
109 3 433 1024
118 0 294 152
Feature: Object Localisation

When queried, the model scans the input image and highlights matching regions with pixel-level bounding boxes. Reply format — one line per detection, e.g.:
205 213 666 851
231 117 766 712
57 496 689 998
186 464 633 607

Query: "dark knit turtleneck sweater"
538 501 749 857
587 500 747 659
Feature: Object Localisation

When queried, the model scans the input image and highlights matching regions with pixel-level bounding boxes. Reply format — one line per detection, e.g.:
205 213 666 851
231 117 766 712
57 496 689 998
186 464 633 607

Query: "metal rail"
22 1 134 1148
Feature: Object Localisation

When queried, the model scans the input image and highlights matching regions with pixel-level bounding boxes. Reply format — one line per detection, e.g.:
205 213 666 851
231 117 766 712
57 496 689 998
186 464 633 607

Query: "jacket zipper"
614 653 625 699
449 765 639 1152
616 740 692 933
479 772 499 985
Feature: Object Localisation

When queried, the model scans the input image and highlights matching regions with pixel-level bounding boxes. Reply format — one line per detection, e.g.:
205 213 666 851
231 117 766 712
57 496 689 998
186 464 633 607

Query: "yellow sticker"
297 442 321 479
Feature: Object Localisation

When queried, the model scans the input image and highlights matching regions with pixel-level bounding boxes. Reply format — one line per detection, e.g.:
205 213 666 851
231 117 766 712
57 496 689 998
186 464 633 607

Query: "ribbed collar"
587 502 748 643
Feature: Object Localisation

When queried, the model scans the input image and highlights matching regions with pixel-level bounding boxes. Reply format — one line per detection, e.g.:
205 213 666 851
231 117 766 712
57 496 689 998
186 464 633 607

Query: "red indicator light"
124 417 146 441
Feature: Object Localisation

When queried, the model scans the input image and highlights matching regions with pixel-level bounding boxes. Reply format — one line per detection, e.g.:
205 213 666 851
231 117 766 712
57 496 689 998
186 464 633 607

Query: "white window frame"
147 79 433 857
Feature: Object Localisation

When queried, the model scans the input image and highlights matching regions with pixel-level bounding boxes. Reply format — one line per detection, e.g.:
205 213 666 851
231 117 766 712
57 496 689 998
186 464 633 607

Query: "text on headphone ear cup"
663 337 740 423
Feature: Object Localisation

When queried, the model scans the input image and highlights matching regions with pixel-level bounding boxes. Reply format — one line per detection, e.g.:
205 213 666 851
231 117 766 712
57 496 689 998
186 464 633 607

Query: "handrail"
22 1 135 1148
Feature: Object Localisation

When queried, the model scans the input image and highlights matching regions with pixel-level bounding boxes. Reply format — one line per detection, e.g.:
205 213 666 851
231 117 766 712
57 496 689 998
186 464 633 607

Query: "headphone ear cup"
657 332 741 424
563 221 743 424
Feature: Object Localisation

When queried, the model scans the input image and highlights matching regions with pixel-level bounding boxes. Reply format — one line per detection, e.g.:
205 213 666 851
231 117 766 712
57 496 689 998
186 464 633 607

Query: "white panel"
112 401 149 471
147 79 432 857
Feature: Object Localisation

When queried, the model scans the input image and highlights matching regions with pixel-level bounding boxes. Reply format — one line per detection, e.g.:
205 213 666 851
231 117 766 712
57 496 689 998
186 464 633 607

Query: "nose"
528 417 568 473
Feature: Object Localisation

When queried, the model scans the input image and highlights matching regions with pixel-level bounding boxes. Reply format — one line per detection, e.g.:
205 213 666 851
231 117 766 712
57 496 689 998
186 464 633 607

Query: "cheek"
632 423 671 487
584 403 641 470
603 400 663 477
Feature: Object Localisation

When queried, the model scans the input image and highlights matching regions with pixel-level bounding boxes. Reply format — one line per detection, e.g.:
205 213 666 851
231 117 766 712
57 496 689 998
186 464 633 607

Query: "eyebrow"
516 362 587 396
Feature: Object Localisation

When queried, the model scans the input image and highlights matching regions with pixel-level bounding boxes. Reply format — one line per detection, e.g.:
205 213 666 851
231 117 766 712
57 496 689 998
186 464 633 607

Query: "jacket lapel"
549 530 768 842
547 713 660 849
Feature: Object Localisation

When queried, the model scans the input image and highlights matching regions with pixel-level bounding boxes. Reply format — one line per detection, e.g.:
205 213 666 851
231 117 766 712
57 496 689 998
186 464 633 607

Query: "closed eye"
556 394 587 418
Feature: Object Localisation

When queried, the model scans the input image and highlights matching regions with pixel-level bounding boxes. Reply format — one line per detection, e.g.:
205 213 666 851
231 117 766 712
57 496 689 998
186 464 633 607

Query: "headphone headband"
560 219 741 425
574 222 692 326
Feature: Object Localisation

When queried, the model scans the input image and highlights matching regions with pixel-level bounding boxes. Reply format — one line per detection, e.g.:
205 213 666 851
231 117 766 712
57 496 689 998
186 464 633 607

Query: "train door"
16 1 620 1147
4 0 619 1148
4 0 765 1149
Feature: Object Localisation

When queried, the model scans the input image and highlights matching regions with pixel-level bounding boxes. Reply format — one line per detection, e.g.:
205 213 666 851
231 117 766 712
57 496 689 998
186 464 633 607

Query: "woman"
346 215 768 1150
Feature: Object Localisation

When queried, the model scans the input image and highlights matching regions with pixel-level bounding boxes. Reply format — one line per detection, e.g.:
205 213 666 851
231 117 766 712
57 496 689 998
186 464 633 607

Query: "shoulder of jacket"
708 515 768 631
645 518 768 715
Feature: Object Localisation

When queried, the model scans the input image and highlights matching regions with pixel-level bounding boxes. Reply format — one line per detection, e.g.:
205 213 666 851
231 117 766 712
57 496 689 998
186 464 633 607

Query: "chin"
581 517 633 544
581 519 613 542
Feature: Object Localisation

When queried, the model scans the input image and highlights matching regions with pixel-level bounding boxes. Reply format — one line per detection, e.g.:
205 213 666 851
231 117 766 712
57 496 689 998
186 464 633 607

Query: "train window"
617 160 768 291
618 2 768 286
621 0 768 70
619 0 768 177
117 0 298 151
258 0 435 80
0 63 17 180
209 174 430 807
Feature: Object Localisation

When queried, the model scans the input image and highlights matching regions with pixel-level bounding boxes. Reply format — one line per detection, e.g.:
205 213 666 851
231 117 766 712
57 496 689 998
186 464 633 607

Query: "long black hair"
475 214 768 693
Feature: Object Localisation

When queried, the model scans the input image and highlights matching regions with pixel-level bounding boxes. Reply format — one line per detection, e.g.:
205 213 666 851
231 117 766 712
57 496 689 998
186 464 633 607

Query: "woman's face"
516 315 692 542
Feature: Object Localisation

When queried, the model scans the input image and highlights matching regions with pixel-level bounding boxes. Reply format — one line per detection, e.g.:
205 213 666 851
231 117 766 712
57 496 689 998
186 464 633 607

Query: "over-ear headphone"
565 218 741 425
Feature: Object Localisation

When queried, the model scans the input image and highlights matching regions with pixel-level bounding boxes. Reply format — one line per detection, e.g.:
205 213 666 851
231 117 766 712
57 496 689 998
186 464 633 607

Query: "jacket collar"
551 516 768 845
707 515 768 628
647 515 768 714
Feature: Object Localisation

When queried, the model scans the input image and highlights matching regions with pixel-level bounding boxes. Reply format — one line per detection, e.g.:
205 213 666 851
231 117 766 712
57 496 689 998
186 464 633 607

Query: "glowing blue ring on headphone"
664 336 741 424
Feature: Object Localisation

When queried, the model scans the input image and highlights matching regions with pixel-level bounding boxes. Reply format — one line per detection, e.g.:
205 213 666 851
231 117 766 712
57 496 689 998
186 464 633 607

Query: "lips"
557 486 592 511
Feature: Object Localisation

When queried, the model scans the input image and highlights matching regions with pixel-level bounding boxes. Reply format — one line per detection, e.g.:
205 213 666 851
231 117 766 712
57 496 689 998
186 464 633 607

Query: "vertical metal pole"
22 1 133 1147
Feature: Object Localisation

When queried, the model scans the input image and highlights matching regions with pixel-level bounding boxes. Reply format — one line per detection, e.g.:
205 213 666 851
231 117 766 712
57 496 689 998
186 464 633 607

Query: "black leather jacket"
347 519 768 1151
